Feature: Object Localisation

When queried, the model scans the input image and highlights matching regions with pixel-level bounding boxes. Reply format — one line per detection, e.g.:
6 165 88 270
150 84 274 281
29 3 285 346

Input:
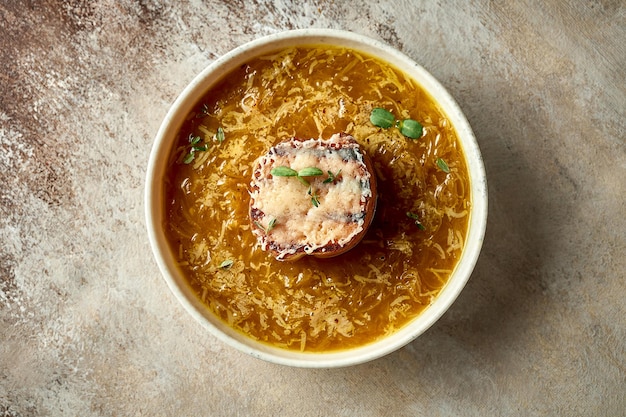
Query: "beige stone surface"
1 0 624 416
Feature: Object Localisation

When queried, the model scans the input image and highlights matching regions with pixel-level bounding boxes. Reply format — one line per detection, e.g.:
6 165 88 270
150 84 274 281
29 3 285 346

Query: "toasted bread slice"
249 133 377 261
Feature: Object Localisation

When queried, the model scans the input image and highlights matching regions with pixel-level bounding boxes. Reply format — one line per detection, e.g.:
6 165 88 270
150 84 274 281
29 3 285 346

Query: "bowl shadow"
291 76 578 412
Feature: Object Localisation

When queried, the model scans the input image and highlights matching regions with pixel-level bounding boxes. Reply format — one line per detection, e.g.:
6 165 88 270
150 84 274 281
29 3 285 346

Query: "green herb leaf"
406 212 426 230
370 108 395 129
308 186 320 207
267 217 277 232
219 259 234 269
436 158 450 173
182 134 209 165
397 119 423 139
298 167 324 177
255 218 277 234
323 169 342 184
216 127 225 142
183 152 195 164
271 166 298 177
370 108 424 140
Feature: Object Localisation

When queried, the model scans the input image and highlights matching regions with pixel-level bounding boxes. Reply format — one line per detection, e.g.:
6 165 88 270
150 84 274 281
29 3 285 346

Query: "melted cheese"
250 134 372 260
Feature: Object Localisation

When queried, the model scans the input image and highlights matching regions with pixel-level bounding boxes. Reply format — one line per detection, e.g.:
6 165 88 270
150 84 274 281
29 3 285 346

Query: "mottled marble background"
1 1 624 416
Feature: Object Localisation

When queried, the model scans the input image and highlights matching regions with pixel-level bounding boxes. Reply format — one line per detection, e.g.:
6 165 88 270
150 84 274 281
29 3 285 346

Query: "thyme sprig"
183 134 208 164
323 169 342 184
181 127 226 165
308 186 320 207
255 217 277 234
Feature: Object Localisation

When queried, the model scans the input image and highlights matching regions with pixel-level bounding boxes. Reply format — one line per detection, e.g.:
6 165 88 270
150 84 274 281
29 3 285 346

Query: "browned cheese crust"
249 133 377 261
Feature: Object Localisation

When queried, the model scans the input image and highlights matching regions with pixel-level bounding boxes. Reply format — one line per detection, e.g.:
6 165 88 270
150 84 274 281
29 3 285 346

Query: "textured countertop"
1 1 625 416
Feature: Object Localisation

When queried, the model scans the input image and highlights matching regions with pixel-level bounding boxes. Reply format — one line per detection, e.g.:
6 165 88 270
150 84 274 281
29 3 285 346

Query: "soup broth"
164 46 470 351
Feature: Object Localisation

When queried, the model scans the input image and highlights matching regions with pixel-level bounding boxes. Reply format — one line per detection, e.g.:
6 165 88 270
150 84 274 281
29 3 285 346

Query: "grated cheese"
164 45 472 352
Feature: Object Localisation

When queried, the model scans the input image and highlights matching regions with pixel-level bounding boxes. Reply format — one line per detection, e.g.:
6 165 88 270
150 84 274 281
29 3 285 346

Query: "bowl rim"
145 28 488 368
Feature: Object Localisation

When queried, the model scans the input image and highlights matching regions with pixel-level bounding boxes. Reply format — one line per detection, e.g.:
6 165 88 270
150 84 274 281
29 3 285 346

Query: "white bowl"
145 29 487 368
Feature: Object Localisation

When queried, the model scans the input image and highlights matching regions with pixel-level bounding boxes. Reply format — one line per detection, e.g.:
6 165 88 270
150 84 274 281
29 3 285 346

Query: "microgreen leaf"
398 119 423 139
271 165 326 187
255 218 277 234
308 186 320 207
271 166 298 177
323 169 342 184
182 134 209 164
436 158 450 173
406 212 426 230
183 153 195 164
219 259 234 269
216 127 225 142
370 108 395 129
298 167 324 177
